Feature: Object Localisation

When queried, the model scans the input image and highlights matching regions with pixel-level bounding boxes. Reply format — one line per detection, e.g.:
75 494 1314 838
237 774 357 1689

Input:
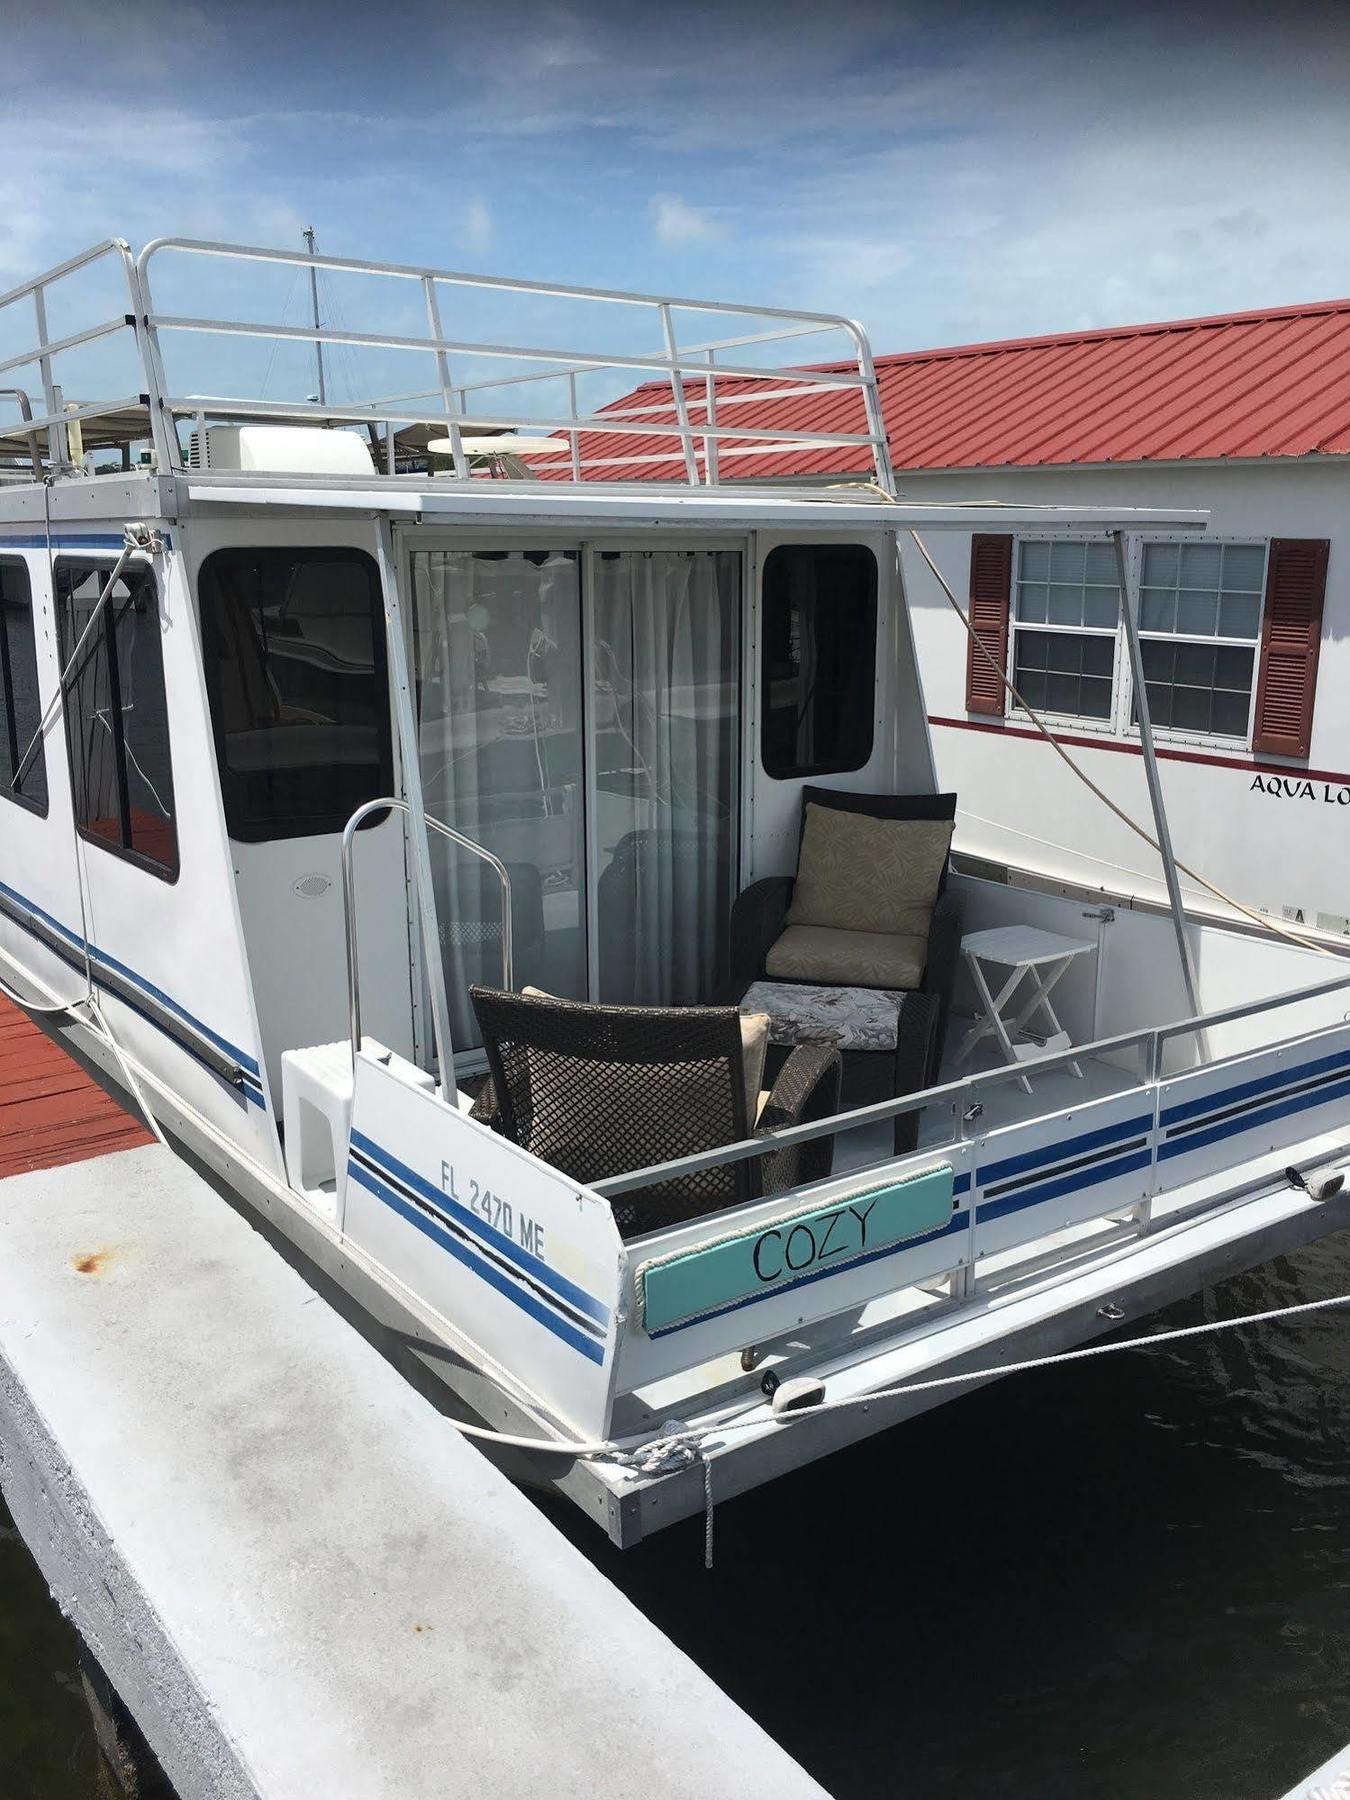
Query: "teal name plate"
638 1164 956 1334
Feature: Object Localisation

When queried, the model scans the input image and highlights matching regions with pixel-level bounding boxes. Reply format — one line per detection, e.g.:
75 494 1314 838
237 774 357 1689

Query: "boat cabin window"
760 543 877 779
1011 538 1266 741
0 558 47 816
55 560 178 879
197 548 392 842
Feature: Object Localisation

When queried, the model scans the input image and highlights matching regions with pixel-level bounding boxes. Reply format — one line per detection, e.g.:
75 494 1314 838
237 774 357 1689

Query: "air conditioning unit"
189 425 376 476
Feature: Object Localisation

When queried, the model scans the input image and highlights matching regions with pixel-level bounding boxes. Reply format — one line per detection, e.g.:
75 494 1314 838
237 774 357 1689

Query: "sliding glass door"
407 540 739 1061
410 548 586 1052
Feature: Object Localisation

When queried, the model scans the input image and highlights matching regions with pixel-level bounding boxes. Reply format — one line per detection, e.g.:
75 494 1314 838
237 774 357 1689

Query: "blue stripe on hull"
0 873 265 1105
978 1147 1153 1221
1161 1047 1350 1128
349 1127 609 1326
978 1112 1153 1189
346 1156 606 1364
1160 1072 1350 1160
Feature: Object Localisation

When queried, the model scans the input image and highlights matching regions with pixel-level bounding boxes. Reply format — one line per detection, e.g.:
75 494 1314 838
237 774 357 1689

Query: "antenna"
302 226 327 406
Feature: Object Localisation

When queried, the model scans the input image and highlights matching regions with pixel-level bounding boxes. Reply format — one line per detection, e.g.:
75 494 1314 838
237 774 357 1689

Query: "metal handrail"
593 965 1350 1198
133 235 893 489
340 797 514 1071
0 240 146 470
0 389 42 477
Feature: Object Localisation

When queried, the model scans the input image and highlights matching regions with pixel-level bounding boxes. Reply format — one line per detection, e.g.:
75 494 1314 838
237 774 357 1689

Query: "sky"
7 0 1350 395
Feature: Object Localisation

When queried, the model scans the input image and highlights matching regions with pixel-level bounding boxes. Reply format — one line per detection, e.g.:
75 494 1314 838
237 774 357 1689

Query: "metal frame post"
658 302 700 485
121 241 180 474
374 521 456 1085
421 277 468 479
567 372 582 482
1112 529 1202 1022
31 283 64 468
303 227 327 406
702 349 720 486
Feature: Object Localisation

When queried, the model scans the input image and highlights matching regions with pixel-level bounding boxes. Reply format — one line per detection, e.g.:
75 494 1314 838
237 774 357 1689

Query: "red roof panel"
530 297 1350 481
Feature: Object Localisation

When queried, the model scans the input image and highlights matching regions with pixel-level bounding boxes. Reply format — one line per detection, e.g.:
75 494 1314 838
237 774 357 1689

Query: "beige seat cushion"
766 924 927 990
785 803 954 938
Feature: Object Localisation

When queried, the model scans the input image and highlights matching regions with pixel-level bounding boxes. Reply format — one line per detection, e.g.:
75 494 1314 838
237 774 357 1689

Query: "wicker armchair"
721 788 963 1154
468 985 842 1239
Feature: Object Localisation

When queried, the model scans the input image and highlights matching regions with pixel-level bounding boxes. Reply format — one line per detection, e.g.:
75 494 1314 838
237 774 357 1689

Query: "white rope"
702 1453 715 1570
432 1285 1350 1471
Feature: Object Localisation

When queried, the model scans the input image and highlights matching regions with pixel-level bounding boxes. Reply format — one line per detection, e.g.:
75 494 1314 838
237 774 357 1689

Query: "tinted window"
198 548 391 841
56 560 177 877
0 559 47 814
760 543 877 779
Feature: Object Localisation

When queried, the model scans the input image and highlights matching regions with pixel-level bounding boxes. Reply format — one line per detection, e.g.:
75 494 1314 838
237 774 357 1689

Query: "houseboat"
2 235 1349 1546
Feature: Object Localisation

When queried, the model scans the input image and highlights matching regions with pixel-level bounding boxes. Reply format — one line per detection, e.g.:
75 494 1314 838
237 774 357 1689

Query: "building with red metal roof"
529 298 1350 483
524 297 1350 939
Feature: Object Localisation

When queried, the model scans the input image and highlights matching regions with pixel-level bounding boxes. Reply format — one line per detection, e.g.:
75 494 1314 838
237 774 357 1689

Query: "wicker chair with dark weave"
721 788 964 1155
468 985 842 1240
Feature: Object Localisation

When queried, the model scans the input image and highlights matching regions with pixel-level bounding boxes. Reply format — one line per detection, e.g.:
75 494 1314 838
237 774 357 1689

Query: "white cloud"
465 200 494 255
650 196 727 247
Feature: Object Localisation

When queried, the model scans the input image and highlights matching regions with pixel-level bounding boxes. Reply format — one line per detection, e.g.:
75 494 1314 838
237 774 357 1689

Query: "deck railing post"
422 276 468 480
122 239 182 473
32 284 63 468
702 349 719 486
567 372 582 482
658 302 700 485
844 320 895 493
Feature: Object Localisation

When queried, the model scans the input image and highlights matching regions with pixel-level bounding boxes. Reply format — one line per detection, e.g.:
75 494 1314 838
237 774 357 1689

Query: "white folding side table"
955 925 1098 1094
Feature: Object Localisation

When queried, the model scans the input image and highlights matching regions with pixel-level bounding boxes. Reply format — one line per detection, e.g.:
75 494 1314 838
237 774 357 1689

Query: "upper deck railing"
0 235 894 490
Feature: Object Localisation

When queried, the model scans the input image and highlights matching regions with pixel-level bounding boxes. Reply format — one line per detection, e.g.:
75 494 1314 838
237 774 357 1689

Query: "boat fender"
770 1376 826 1418
1286 1163 1346 1203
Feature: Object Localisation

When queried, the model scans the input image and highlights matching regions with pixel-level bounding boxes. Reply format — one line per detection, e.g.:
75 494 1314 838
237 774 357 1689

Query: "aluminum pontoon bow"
2 236 1348 1547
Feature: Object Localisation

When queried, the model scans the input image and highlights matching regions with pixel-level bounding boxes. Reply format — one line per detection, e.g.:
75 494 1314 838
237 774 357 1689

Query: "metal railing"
340 797 513 1071
0 239 169 471
0 233 891 488
593 966 1350 1198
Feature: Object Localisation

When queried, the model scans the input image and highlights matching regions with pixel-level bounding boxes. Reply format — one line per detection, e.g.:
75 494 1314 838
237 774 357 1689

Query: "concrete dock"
1282 1744 1350 1799
0 1000 825 1799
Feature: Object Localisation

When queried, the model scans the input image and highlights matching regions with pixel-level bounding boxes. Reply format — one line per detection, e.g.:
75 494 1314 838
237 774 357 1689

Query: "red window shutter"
1252 538 1329 759
965 533 1012 716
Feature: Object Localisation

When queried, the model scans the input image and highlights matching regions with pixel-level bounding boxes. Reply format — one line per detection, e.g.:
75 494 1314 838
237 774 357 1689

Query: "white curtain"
592 550 738 1005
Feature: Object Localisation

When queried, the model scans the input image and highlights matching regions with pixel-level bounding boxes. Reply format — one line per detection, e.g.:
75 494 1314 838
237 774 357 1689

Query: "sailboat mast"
303 225 327 406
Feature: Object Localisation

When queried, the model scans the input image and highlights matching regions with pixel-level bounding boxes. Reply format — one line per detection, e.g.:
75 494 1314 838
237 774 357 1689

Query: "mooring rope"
435 1285 1350 1565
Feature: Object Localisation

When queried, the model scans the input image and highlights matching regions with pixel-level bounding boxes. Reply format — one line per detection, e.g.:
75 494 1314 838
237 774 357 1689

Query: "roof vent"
191 425 375 476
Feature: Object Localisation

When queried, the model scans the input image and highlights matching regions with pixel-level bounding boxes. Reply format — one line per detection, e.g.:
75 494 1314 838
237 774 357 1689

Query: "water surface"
0 1496 99 1798
560 1236 1350 1799
5 1238 1350 1797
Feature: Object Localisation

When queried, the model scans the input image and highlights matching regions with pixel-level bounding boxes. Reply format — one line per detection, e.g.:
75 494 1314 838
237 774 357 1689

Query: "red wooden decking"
0 994 152 1179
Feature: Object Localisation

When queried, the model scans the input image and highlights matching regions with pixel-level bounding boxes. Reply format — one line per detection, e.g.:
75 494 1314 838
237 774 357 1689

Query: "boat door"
193 529 417 1102
398 534 743 1064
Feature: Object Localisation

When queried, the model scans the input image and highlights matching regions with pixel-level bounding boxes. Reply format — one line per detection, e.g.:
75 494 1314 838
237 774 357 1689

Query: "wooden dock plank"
0 995 150 1180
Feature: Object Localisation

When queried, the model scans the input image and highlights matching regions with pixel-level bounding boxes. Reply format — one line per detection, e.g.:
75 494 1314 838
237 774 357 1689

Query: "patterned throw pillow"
785 804 954 937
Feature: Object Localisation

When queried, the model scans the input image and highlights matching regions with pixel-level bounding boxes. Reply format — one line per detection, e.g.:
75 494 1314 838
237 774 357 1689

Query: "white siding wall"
896 460 1350 936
